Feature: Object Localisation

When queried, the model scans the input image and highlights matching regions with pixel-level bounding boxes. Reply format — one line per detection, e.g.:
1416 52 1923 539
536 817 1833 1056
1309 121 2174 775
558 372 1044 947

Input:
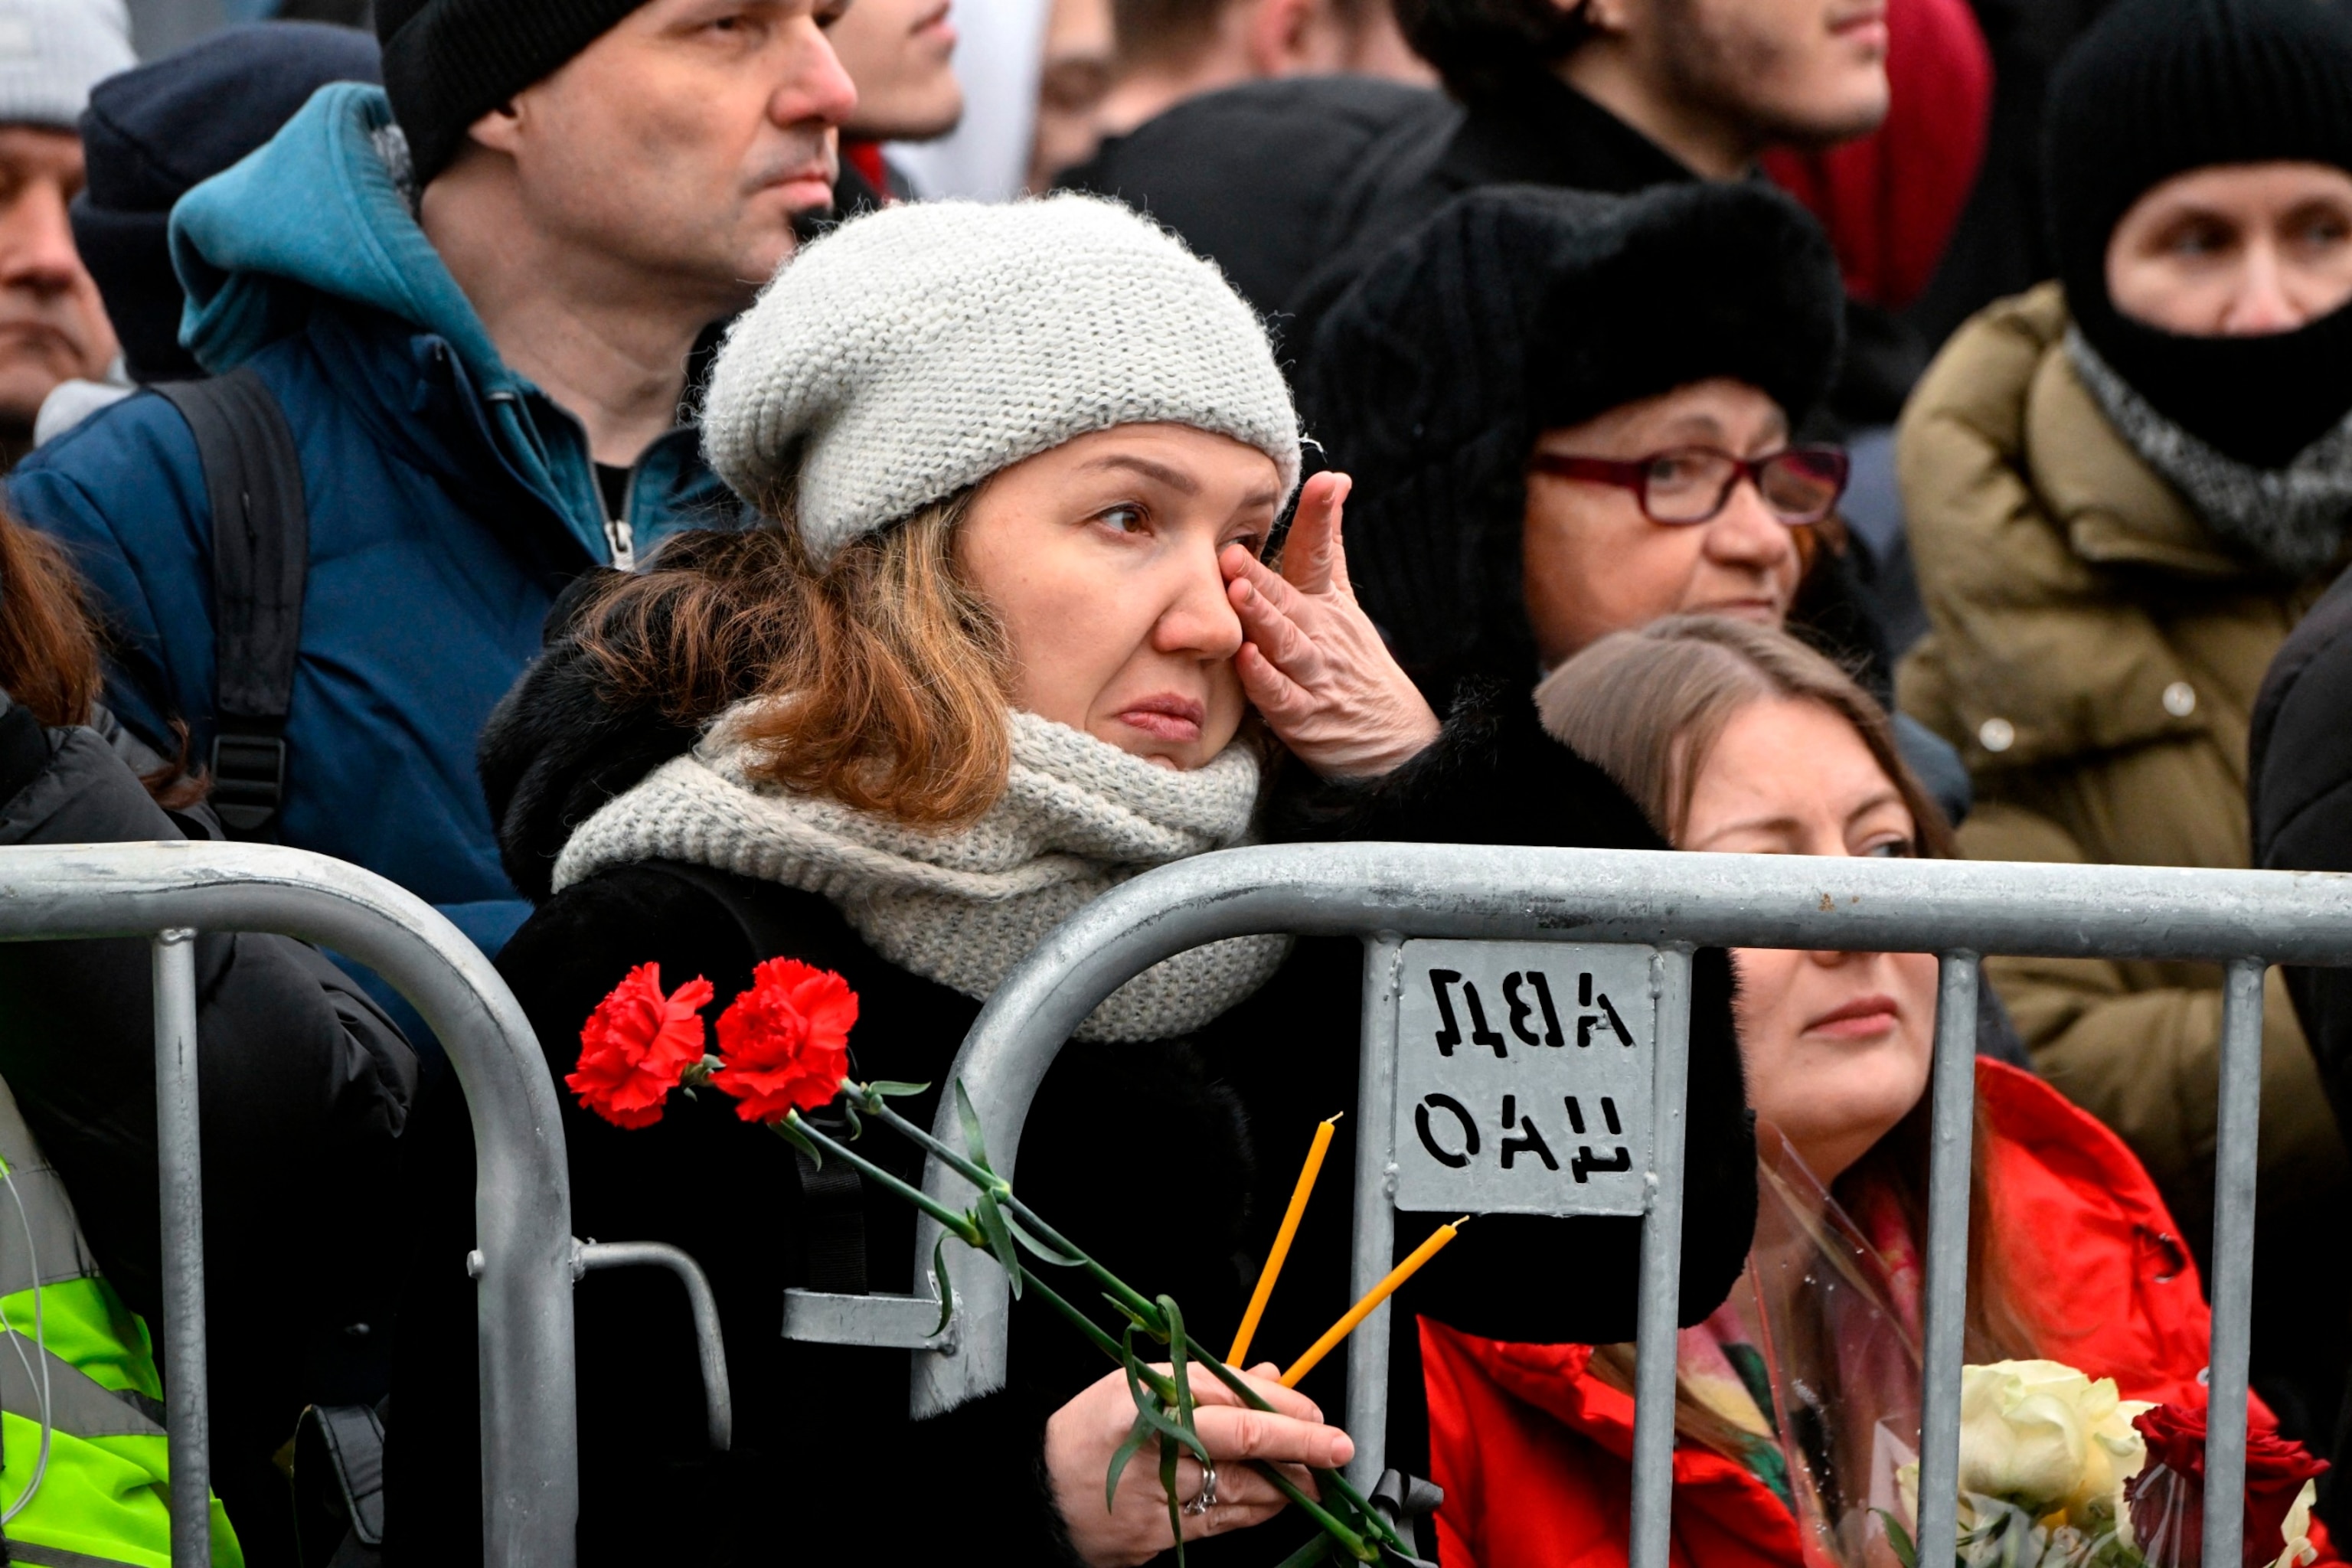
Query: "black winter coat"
0 692 416 1567
381 629 1755 1566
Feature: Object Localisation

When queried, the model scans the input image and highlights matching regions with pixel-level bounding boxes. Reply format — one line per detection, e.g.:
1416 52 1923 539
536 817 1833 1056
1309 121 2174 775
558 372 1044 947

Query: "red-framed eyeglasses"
1527 444 1851 526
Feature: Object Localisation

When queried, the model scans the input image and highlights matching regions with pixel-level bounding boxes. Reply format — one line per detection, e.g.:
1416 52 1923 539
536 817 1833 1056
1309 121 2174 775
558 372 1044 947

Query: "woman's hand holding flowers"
1047 1361 1354 1567
1224 472 1442 779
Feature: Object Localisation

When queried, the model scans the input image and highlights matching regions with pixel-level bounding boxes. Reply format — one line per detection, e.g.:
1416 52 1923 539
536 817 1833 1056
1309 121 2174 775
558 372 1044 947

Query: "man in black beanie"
1899 0 2352 1464
10 4 855 985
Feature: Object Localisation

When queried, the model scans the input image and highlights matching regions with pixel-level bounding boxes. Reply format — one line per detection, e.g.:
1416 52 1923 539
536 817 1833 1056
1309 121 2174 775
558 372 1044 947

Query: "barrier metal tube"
152 929 210 1566
1915 952 1982 1568
911 841 2352 1418
0 842 577 1568
1627 946 1694 1568
2203 959 2266 1568
1343 933 1404 1491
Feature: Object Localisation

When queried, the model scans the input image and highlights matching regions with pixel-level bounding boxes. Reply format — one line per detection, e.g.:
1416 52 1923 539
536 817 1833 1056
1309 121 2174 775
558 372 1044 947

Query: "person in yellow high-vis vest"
0 1075 240 1568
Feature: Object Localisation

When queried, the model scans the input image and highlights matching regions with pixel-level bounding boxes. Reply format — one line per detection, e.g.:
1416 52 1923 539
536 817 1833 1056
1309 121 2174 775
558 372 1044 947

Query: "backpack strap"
153 367 309 838
635 861 870 1295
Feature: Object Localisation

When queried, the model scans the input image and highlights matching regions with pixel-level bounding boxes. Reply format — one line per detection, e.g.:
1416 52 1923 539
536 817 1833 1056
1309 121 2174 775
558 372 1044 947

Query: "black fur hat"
1302 181 1844 697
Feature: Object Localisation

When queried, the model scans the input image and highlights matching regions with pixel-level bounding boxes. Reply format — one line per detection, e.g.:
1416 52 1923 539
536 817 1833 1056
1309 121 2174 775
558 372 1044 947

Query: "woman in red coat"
1424 614 2325 1568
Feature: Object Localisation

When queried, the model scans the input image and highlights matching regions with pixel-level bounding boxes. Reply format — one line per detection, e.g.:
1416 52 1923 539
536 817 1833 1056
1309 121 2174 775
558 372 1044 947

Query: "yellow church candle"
1279 1217 1468 1389
1227 1113 1341 1367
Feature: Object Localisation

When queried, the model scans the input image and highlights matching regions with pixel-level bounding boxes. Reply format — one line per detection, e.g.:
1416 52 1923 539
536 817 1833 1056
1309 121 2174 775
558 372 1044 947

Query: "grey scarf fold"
2068 328 2352 579
553 707 1291 1043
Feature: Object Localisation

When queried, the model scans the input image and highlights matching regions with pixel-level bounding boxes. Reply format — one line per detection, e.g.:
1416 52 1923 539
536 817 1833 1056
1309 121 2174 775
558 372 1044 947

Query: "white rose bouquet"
1890 1361 2153 1568
1889 1362 2331 1568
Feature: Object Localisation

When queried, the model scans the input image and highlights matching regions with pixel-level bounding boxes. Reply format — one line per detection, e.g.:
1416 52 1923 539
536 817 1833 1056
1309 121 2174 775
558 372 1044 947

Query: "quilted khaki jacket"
1897 283 2348 1253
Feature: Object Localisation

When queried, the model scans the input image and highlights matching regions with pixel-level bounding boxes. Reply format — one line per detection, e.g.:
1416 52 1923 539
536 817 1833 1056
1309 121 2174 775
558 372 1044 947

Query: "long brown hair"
0 507 102 728
1542 617 2035 1451
0 507 201 807
572 491 1018 830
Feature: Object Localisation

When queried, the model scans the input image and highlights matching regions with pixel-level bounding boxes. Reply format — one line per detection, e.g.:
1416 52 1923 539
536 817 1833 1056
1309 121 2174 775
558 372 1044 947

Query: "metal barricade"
782 841 2352 1568
0 841 585 1567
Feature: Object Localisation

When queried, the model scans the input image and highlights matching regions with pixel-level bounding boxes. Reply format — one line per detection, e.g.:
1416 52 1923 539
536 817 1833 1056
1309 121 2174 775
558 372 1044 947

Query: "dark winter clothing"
382 603 1759 1566
71 21 382 384
1419 1062 2319 1568
374 0 645 182
2044 0 2352 471
8 84 739 964
1054 74 1454 350
0 691 416 1566
2252 560 2352 1498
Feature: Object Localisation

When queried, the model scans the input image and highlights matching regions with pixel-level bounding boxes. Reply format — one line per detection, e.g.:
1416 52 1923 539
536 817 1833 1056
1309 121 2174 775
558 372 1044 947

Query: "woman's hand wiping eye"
1223 472 1442 779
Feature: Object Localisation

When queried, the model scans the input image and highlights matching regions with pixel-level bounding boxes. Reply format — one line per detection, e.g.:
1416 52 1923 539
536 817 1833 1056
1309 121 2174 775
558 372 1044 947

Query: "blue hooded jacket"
11 84 741 959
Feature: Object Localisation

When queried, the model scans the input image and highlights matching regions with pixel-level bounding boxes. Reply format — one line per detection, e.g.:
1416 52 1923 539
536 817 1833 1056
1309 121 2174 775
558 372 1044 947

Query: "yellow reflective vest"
0 1076 240 1567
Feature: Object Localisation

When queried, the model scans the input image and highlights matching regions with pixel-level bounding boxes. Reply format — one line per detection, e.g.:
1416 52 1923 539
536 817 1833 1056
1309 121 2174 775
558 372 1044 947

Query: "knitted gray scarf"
2068 328 2352 579
553 706 1291 1043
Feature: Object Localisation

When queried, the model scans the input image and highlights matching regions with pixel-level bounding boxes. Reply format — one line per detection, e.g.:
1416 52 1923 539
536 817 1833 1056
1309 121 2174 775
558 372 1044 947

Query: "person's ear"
1574 0 1625 33
463 101 528 158
1246 0 1336 74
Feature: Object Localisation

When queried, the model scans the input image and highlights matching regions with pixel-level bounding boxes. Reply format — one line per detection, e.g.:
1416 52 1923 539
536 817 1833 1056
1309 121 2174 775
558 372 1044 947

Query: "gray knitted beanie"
0 0 130 132
702 194 1302 560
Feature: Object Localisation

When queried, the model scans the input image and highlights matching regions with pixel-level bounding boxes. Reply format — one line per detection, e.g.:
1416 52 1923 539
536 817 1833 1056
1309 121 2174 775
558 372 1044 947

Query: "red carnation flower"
2128 1403 2328 1568
567 963 715 1129
712 958 859 1123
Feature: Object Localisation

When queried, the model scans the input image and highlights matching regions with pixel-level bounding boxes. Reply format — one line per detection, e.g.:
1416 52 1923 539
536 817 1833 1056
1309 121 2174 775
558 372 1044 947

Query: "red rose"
2128 1403 2328 1568
711 958 858 1123
567 963 715 1129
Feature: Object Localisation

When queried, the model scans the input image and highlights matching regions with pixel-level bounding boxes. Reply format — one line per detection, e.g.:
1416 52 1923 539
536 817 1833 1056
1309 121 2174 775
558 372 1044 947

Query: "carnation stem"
777 1112 984 1249
848 1083 1397 1550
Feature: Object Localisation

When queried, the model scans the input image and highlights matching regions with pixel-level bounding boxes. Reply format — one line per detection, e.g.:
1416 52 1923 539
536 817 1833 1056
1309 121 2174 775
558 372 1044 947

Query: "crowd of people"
0 0 2343 1562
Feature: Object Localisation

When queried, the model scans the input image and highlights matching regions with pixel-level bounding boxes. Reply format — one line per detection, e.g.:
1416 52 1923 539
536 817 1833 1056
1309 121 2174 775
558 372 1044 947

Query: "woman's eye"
1865 838 1916 859
2163 217 2236 258
1096 505 1147 534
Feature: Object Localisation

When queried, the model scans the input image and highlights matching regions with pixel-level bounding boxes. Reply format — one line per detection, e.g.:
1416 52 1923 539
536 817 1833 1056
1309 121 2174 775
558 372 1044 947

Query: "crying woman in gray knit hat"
400 191 1765 1564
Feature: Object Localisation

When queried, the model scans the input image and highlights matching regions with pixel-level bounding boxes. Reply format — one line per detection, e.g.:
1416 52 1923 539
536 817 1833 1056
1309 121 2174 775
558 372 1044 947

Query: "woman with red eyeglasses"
1299 179 1976 832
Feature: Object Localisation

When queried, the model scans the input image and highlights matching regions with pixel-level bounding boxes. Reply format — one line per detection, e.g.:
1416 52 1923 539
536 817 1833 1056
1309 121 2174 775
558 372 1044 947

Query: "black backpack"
154 365 308 838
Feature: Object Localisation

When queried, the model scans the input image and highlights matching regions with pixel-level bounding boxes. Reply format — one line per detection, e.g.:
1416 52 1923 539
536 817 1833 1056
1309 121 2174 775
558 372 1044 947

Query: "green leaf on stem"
975 1190 1024 1300
929 1234 956 1338
1008 1214 1083 1266
1106 1410 1154 1512
1274 1536 1334 1568
954 1080 992 1174
774 1115 822 1166
1106 1295 1158 1334
866 1080 932 1100
839 1100 864 1141
1164 1296 1197 1449
1161 1432 1187 1567
1874 1511 1916 1568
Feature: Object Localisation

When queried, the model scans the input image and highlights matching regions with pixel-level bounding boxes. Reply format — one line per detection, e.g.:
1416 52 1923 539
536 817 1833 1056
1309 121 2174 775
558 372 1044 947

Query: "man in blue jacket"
10 0 857 961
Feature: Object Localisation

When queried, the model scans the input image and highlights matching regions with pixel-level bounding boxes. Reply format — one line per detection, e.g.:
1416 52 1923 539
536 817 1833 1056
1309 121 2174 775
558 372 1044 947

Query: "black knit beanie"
72 22 382 384
2044 0 2352 469
1301 182 1844 697
376 0 647 185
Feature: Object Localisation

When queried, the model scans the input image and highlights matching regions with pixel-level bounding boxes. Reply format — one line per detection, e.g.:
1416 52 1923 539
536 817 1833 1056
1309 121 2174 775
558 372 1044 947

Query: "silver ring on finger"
1182 1459 1219 1516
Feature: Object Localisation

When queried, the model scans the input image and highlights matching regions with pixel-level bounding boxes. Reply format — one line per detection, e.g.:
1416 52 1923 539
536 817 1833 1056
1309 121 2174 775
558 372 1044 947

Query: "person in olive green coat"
1898 0 2352 1437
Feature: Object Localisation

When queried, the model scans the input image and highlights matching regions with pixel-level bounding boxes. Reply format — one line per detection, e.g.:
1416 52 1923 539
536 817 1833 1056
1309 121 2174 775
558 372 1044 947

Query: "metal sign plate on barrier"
1392 939 1656 1217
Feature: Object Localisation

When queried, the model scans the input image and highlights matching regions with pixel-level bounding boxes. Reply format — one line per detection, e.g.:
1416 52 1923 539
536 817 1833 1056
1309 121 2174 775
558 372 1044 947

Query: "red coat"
1421 1062 2326 1568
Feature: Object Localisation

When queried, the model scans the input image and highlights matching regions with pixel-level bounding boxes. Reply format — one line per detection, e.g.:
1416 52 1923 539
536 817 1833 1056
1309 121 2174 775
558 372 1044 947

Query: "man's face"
1645 0 1888 150
0 126 115 433
829 0 962 142
494 0 859 315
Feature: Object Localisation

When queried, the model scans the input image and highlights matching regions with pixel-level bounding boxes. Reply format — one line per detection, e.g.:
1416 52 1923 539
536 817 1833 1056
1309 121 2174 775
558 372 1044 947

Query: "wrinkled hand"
1045 1360 1353 1568
1225 472 1442 779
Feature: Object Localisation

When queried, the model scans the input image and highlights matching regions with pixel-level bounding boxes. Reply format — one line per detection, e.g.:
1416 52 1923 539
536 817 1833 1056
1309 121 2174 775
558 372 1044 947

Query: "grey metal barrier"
781 841 2352 1568
0 841 626 1567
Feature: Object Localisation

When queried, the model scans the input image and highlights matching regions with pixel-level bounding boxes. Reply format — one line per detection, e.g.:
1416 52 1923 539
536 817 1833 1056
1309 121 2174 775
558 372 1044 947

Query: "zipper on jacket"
604 514 635 570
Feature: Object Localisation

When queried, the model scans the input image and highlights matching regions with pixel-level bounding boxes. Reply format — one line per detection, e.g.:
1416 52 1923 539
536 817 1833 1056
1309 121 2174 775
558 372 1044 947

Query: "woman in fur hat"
381 194 1758 1566
1301 180 1976 829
